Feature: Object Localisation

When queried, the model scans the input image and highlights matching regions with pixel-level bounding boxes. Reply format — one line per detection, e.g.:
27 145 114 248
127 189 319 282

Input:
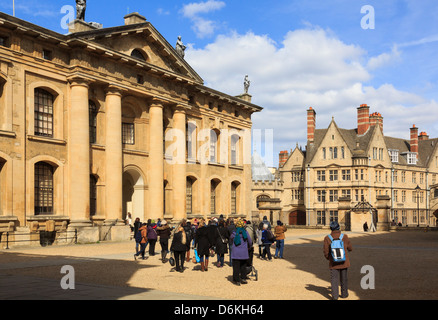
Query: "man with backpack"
323 221 353 300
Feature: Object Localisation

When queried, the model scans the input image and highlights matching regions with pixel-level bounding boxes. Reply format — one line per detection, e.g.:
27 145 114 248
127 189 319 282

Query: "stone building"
0 12 262 244
258 105 438 230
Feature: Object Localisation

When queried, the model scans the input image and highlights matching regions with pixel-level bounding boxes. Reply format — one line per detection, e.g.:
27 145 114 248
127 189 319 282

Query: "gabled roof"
67 21 204 84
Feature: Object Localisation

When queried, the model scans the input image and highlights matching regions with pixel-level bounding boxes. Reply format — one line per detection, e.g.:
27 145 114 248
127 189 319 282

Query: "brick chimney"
279 150 289 167
357 104 370 135
419 131 429 141
410 125 419 155
369 112 383 132
307 107 316 144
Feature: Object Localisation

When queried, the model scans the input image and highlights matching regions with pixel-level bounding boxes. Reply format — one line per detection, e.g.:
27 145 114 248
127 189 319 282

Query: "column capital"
105 84 124 97
67 76 90 88
174 104 191 114
149 97 164 109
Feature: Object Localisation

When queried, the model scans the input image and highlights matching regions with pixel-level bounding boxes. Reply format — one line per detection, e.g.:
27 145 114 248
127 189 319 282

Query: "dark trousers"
174 250 186 271
148 239 157 255
262 244 272 260
330 268 348 299
232 259 247 282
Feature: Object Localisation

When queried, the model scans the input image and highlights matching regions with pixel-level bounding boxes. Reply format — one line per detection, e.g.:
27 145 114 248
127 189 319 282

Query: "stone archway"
122 167 146 223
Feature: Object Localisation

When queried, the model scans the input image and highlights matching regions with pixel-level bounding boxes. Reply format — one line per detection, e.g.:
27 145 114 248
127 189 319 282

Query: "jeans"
135 243 147 259
275 239 284 258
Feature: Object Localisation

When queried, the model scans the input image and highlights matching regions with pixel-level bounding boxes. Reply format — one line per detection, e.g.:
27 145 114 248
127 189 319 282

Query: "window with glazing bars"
231 183 237 214
34 88 54 137
34 162 54 215
89 101 98 144
186 178 193 215
210 181 217 214
122 122 135 145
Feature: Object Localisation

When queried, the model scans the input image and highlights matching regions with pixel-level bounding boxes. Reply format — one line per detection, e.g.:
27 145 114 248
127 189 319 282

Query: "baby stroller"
245 246 258 281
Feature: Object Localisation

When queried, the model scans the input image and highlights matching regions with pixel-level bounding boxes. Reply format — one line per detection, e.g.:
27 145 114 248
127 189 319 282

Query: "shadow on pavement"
279 230 438 300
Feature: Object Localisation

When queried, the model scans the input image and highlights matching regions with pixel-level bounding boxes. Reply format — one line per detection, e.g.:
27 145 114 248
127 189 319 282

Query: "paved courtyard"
1 229 438 300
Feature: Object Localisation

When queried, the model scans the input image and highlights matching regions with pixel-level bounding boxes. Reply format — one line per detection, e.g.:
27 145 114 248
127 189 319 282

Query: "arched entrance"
123 167 145 223
289 210 306 225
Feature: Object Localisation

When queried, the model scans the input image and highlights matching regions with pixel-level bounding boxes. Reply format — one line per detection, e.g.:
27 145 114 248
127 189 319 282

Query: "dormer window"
405 152 417 165
388 149 399 163
131 49 146 61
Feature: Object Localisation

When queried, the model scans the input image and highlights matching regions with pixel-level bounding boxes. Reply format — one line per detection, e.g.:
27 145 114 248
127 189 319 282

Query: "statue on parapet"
176 36 186 58
244 75 250 94
76 0 87 21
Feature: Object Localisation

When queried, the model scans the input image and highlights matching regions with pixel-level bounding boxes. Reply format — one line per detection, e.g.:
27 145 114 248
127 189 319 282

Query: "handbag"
217 228 228 244
169 252 175 266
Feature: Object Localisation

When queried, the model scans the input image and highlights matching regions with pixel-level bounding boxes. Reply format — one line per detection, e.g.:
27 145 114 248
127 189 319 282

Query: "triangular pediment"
67 21 203 84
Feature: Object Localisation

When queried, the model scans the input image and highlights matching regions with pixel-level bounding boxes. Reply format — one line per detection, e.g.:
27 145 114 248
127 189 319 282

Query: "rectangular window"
317 170 325 181
317 211 326 225
122 123 135 145
186 178 193 215
329 190 338 202
329 210 338 222
329 170 338 181
43 49 52 61
34 88 54 137
34 163 54 215
322 148 326 160
342 169 350 181
0 36 9 47
317 190 326 202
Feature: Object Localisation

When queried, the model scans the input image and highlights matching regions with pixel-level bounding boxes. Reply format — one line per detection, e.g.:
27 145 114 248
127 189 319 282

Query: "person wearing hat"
229 219 253 285
157 220 171 263
323 221 353 300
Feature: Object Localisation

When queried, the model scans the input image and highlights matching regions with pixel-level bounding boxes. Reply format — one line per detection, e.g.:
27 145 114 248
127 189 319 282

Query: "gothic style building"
254 105 438 230
0 12 262 244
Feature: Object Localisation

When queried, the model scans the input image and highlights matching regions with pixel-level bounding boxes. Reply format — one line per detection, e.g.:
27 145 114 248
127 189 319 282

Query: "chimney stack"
419 131 429 141
369 112 383 132
357 104 370 135
307 107 316 144
279 150 289 168
410 125 419 155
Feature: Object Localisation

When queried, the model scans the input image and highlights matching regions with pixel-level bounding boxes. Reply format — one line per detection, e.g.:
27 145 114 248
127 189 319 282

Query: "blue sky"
2 0 438 166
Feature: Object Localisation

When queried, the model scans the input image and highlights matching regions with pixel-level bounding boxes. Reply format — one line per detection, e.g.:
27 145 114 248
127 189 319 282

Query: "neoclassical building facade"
0 12 262 243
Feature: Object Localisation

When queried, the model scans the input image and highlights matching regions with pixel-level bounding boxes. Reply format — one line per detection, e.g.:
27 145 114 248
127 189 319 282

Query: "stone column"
376 195 391 231
148 99 164 219
104 86 124 226
172 105 187 222
68 78 91 227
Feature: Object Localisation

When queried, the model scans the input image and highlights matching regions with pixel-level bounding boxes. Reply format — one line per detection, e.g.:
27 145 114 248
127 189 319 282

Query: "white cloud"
180 0 226 38
367 45 401 70
186 27 438 166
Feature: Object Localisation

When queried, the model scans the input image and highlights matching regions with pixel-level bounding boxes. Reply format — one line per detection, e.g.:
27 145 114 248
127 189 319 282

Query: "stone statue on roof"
176 36 186 58
76 0 87 21
244 75 250 94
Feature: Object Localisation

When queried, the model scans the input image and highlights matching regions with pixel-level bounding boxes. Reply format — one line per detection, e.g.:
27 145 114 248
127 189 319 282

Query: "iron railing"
0 229 78 249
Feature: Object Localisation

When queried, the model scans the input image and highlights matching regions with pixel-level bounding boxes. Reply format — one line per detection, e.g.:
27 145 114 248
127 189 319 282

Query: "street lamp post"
415 185 421 227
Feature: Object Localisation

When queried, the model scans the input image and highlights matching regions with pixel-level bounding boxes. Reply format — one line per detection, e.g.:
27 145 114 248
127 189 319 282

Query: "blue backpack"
328 234 346 263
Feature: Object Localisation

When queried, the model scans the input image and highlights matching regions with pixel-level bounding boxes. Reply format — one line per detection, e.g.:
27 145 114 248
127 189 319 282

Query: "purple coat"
230 230 252 260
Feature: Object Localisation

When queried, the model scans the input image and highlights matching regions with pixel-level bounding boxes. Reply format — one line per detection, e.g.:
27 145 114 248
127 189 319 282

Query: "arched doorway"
123 167 145 223
289 210 306 226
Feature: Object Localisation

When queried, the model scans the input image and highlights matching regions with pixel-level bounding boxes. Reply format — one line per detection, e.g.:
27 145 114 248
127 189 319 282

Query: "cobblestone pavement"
1 229 438 301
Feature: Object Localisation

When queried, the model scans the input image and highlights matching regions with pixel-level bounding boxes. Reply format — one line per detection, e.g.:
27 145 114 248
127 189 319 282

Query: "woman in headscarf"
229 219 253 286
170 223 187 273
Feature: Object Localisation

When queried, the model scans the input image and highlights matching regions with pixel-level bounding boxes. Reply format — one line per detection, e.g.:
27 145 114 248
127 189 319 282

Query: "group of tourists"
132 215 288 286
131 215 354 297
